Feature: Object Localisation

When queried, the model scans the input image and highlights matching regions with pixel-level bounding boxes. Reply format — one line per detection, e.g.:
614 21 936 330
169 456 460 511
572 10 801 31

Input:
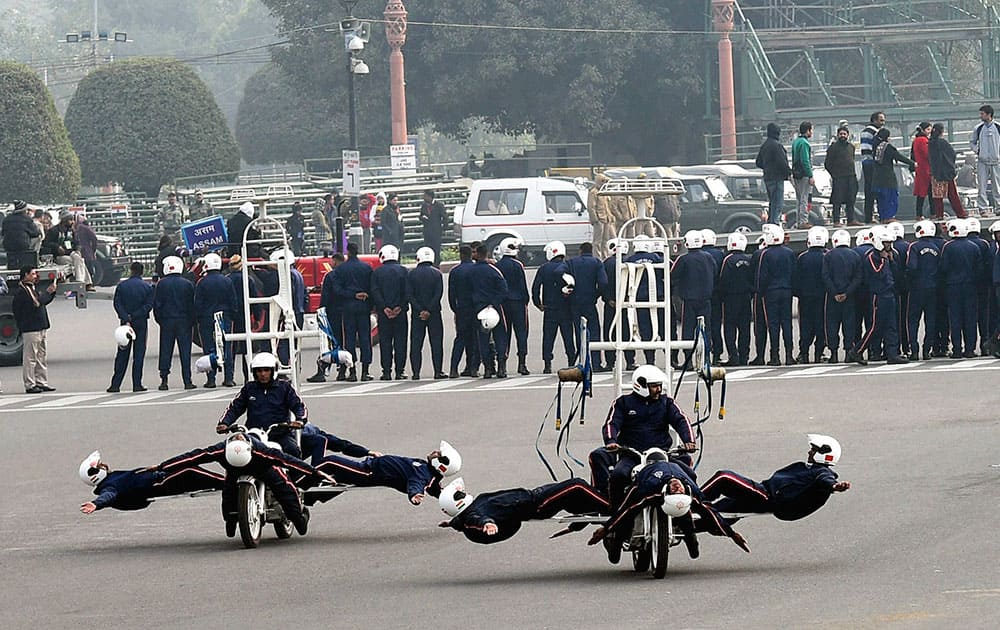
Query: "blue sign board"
182 216 228 251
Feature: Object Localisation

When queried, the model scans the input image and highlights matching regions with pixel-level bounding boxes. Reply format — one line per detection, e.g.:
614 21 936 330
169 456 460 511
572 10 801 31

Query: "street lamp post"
338 0 365 253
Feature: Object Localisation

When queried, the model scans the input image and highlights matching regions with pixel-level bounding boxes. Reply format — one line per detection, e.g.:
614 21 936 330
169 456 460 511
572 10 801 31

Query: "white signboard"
342 149 361 195
390 143 417 175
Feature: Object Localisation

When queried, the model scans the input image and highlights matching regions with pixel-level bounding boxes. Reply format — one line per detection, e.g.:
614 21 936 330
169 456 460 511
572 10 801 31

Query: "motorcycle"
226 423 303 549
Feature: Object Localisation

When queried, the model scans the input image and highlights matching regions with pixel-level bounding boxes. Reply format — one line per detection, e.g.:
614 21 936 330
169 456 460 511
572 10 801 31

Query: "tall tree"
0 61 81 203
64 57 240 195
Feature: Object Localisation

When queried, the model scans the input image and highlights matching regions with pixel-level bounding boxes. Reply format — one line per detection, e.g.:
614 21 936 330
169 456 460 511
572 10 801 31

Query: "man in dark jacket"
448 246 479 377
371 244 409 380
755 122 791 224
379 193 403 248
532 241 576 373
823 230 862 363
719 234 753 366
794 228 829 363
471 244 509 378
758 226 797 365
567 242 609 371
407 247 446 379
310 254 347 383
331 242 374 381
108 262 154 393
496 238 531 374
824 126 859 225
194 253 237 388
226 202 261 258
419 189 446 265
153 256 196 390
12 266 57 393
286 202 306 257
2 200 41 270
671 231 716 363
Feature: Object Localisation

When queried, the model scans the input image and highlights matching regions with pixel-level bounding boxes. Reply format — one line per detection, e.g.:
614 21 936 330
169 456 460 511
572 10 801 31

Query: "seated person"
439 477 608 545
79 450 225 514
701 434 850 522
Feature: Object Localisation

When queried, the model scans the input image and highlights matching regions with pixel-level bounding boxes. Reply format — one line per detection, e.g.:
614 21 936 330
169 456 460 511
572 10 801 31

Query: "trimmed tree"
0 61 81 203
64 57 240 195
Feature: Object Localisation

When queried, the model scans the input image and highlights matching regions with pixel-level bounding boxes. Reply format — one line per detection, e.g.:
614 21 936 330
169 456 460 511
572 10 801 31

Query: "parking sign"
342 150 361 195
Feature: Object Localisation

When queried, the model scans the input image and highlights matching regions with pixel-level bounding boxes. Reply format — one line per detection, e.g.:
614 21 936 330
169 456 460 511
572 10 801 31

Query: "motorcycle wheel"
631 548 651 573
274 516 294 539
650 511 670 579
238 483 263 548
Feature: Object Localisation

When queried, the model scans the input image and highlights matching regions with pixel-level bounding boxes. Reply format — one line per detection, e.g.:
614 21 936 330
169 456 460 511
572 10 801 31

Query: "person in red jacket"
911 122 932 220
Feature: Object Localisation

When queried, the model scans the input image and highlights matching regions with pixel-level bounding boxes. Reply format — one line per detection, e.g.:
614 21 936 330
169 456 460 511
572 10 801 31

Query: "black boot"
543 360 552 374
306 366 327 383
828 350 839 364
336 365 348 381
767 350 781 367
347 367 358 382
749 355 765 366
846 349 867 366
785 351 797 365
158 376 168 391
496 362 507 379
361 365 373 381
517 358 530 375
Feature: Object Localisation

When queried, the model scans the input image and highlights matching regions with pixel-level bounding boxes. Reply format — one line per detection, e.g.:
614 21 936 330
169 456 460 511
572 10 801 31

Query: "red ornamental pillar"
713 0 737 160
384 0 409 146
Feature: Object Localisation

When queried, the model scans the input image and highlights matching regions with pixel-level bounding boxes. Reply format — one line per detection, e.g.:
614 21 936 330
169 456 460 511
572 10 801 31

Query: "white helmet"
439 477 474 517
269 247 295 265
989 220 1000 234
606 238 629 256
966 217 982 234
888 221 905 240
947 218 968 238
319 349 353 366
225 435 253 468
250 352 278 371
651 239 666 254
415 247 435 264
763 224 785 246
807 434 842 466
684 230 704 250
727 232 747 252
631 364 668 398
641 447 670 466
870 226 892 251
477 306 500 331
378 244 399 263
701 229 718 247
203 253 223 271
632 234 651 253
660 491 693 517
544 240 566 260
831 229 851 248
561 273 576 296
195 354 222 374
498 237 521 257
914 220 935 238
855 229 873 247
429 440 462 477
806 226 829 248
78 450 106 486
114 325 135 348
162 256 183 276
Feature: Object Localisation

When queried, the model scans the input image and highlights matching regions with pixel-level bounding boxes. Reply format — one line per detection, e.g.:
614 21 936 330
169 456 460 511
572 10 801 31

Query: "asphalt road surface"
1 290 998 629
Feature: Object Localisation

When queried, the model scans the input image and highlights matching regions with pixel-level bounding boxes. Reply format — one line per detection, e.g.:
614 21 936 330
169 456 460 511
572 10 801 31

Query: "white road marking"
414 379 470 391
479 376 548 389
29 393 108 408
789 365 851 377
723 368 773 380
100 391 175 406
933 359 998 370
864 362 918 373
182 389 239 402
0 395 42 407
333 382 398 394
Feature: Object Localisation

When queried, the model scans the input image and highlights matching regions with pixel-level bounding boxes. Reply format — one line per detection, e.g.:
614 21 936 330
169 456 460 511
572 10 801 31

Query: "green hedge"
65 57 240 195
0 61 81 203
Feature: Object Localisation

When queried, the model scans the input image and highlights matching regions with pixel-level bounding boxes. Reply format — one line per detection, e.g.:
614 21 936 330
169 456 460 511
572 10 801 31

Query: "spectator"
226 201 261 258
861 111 887 223
956 151 977 189
871 128 916 222
971 104 1000 214
286 202 306 257
40 211 92 289
361 194 377 252
11 265 57 394
74 211 99 289
2 200 41 270
755 123 791 224
156 192 185 242
911 123 933 220
791 121 815 229
824 126 859 226
420 189 446 263
311 196 332 253
188 189 213 222
380 192 403 248
928 123 969 220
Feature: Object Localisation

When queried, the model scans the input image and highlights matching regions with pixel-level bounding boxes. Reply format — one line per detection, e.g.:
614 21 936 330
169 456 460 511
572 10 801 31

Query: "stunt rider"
158 433 331 537
311 441 462 506
588 365 696 507
78 450 225 514
216 352 307 457
438 477 608 545
701 434 851 521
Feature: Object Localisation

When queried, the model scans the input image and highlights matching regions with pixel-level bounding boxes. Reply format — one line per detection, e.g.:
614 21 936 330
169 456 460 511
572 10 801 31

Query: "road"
0 292 998 630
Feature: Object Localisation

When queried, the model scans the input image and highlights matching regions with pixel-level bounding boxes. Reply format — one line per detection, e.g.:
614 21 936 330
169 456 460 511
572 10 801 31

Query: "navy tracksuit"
315 454 444 502
90 466 225 511
969 233 994 352
794 247 827 360
567 253 608 366
407 262 445 377
671 248 716 359
448 259 479 373
704 246 726 359
471 259 509 370
153 274 196 385
905 238 940 356
822 246 861 354
893 239 911 354
852 249 902 360
218 378 308 457
532 257 576 363
194 270 237 385
110 274 153 390
372 260 409 377
750 247 768 360
931 235 950 354
853 243 875 342
319 265 345 376
446 479 608 545
719 251 753 364
589 392 695 505
299 422 370 464
702 461 839 521
601 255 619 367
331 256 373 366
496 255 530 361
159 437 320 531
939 237 983 355
757 244 796 357
624 251 663 365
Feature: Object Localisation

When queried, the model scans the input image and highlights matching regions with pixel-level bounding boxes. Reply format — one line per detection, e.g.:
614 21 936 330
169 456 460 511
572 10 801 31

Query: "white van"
453 177 592 259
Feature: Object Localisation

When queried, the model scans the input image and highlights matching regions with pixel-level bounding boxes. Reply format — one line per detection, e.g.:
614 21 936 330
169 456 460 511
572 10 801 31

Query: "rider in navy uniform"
718 233 753 366
566 242 609 371
471 244 509 378
495 238 531 375
532 240 576 373
822 230 862 364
